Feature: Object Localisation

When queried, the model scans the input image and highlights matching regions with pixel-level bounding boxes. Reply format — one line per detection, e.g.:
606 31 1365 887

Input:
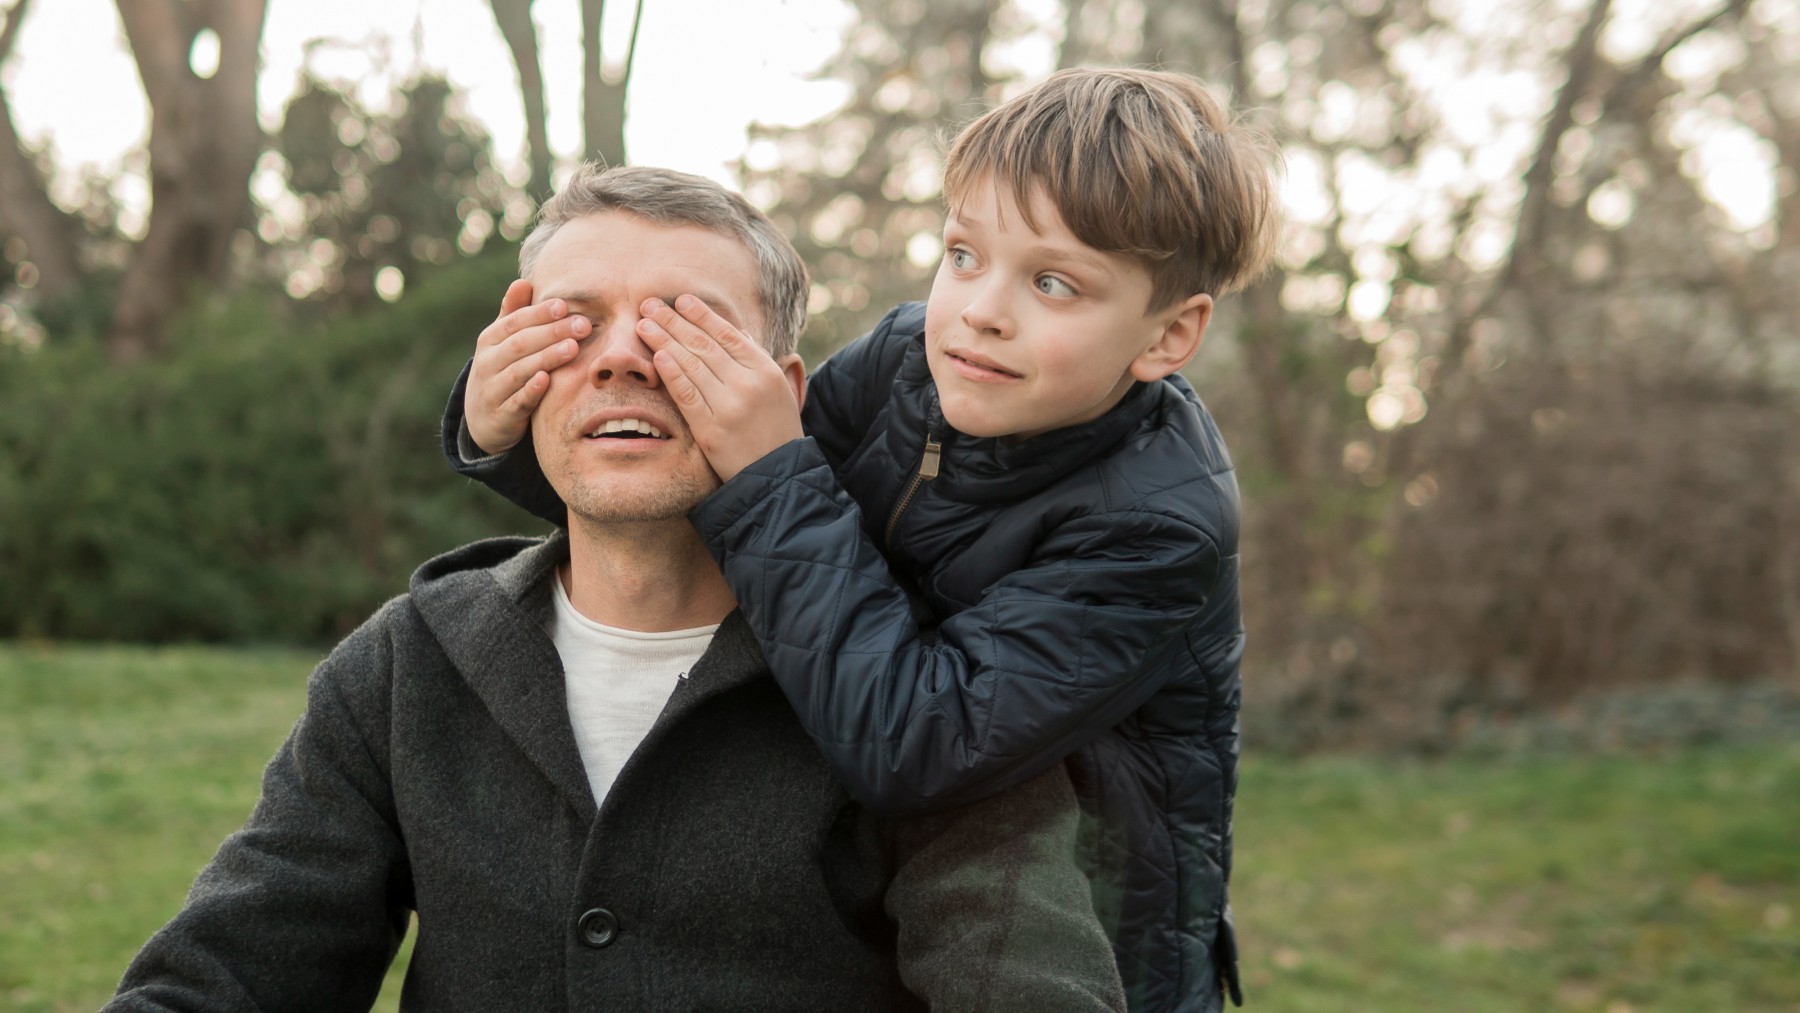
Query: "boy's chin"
938 396 1023 441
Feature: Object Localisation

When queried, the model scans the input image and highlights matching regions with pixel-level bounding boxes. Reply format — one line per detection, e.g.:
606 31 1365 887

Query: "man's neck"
559 515 736 632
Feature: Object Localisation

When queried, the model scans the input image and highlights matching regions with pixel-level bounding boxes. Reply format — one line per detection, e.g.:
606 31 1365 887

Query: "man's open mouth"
587 418 672 440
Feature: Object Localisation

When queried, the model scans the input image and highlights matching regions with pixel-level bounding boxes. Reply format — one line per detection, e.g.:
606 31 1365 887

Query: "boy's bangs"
943 69 1279 305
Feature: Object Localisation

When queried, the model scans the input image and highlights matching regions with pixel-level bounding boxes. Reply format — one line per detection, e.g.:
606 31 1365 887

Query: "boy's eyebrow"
947 214 1118 277
1026 243 1116 277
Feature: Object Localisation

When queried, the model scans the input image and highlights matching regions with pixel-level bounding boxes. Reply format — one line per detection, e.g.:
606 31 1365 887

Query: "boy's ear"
1130 293 1212 382
777 353 807 412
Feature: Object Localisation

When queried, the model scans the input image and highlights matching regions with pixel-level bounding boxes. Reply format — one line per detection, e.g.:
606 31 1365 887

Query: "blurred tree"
486 0 553 197
739 0 1003 363
269 68 515 311
0 0 82 304
108 0 267 361
579 0 644 168
488 0 646 191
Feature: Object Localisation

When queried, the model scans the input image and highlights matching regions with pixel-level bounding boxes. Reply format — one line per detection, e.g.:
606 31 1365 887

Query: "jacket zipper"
884 433 941 551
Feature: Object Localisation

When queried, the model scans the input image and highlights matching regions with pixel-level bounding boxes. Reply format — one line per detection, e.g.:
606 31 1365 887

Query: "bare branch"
621 0 646 88
0 0 32 62
0 0 84 301
1497 0 1613 300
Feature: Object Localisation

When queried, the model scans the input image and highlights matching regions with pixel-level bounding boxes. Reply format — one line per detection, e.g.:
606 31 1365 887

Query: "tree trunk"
0 0 82 302
580 0 641 168
108 0 267 361
487 0 553 198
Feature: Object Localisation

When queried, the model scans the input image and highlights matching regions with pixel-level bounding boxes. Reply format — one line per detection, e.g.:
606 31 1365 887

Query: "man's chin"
563 481 713 526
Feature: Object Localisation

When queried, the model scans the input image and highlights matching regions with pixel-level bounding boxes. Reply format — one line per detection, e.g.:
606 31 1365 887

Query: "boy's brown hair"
942 67 1280 308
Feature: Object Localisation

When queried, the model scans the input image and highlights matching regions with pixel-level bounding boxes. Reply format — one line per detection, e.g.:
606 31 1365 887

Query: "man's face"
528 210 767 525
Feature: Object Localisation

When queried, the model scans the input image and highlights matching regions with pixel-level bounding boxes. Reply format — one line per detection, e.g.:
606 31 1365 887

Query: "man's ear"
777 354 807 412
1130 293 1212 382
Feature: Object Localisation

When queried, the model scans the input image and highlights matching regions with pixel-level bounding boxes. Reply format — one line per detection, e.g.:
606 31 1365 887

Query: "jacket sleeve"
441 358 567 527
690 437 1218 816
885 761 1125 1012
799 303 918 470
105 614 413 1012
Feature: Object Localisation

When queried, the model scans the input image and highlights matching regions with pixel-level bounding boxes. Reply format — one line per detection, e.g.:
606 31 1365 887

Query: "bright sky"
0 0 1778 247
3 0 858 198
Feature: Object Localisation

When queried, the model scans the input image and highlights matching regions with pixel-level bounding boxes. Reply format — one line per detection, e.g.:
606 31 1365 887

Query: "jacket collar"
411 533 769 826
890 341 1167 504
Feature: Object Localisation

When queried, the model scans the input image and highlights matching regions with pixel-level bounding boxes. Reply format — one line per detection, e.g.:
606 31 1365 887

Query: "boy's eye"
1035 275 1076 297
948 248 976 269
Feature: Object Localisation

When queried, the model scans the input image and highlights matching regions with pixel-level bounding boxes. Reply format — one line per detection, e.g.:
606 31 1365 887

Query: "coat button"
578 907 619 948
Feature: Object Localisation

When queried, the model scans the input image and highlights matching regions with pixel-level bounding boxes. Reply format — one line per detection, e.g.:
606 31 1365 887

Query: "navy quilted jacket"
442 302 1244 1012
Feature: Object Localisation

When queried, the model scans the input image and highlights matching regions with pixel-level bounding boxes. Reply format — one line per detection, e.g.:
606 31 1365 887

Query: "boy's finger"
499 339 580 393
639 317 721 391
498 279 534 318
652 351 712 417
497 315 587 363
641 298 726 365
674 294 764 367
494 370 551 421
479 297 571 349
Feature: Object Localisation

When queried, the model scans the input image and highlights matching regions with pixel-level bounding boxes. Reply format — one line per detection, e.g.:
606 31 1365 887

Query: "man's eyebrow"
542 290 603 307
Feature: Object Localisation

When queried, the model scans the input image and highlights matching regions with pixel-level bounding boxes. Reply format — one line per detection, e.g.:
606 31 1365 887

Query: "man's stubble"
538 390 716 526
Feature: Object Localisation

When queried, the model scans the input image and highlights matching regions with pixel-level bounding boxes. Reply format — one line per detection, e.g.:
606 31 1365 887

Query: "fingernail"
642 298 664 313
675 294 695 311
550 300 565 315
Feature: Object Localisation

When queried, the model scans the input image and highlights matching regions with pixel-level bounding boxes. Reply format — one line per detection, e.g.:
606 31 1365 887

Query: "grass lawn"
2 644 1796 1011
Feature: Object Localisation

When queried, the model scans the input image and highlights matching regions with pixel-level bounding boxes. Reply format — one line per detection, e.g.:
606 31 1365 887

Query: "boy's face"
923 178 1210 440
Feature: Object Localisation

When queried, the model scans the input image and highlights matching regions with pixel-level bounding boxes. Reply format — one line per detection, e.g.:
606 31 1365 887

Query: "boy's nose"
585 316 660 387
960 282 1013 337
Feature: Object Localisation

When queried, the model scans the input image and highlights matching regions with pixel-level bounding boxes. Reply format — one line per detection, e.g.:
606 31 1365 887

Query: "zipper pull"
918 437 942 480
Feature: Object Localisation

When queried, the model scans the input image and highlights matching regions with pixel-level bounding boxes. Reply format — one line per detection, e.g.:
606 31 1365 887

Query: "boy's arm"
105 618 411 1011
886 761 1125 1012
692 437 1222 816
442 358 568 527
439 279 584 528
796 303 921 469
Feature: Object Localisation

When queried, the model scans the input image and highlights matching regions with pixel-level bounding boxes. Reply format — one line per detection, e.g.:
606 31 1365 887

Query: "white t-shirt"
547 575 716 806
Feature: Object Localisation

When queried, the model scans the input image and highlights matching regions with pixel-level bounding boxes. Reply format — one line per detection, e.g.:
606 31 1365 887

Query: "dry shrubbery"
1242 347 1800 753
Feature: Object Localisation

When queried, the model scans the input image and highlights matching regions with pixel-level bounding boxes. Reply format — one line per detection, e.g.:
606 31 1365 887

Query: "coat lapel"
412 534 600 824
644 610 768 735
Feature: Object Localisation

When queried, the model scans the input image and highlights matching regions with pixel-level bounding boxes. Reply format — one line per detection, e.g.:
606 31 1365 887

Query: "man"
106 166 1124 1011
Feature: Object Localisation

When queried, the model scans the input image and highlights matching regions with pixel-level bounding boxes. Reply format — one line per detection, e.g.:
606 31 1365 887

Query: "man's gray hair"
519 164 810 359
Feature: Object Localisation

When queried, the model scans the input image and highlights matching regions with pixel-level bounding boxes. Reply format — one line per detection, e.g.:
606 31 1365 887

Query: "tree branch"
0 0 84 301
0 0 31 61
621 0 646 87
1497 0 1612 299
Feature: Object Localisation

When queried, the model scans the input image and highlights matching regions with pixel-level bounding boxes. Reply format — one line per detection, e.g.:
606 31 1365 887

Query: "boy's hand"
637 294 804 483
465 280 587 455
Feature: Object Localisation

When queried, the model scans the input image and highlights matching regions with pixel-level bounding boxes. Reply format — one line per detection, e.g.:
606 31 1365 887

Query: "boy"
447 69 1277 1011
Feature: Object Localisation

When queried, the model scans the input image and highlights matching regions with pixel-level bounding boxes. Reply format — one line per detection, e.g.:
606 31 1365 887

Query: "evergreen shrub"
0 249 544 642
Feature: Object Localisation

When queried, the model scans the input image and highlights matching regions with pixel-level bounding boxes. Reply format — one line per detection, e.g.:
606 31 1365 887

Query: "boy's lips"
944 348 1023 381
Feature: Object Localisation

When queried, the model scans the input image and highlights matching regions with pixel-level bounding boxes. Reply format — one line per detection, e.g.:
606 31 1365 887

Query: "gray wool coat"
106 534 1125 1012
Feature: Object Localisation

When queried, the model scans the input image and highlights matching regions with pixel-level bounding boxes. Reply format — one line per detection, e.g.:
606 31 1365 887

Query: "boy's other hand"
466 279 586 455
638 294 804 483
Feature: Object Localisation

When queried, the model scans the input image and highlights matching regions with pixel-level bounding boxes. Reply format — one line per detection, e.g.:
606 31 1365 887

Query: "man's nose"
585 315 660 387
